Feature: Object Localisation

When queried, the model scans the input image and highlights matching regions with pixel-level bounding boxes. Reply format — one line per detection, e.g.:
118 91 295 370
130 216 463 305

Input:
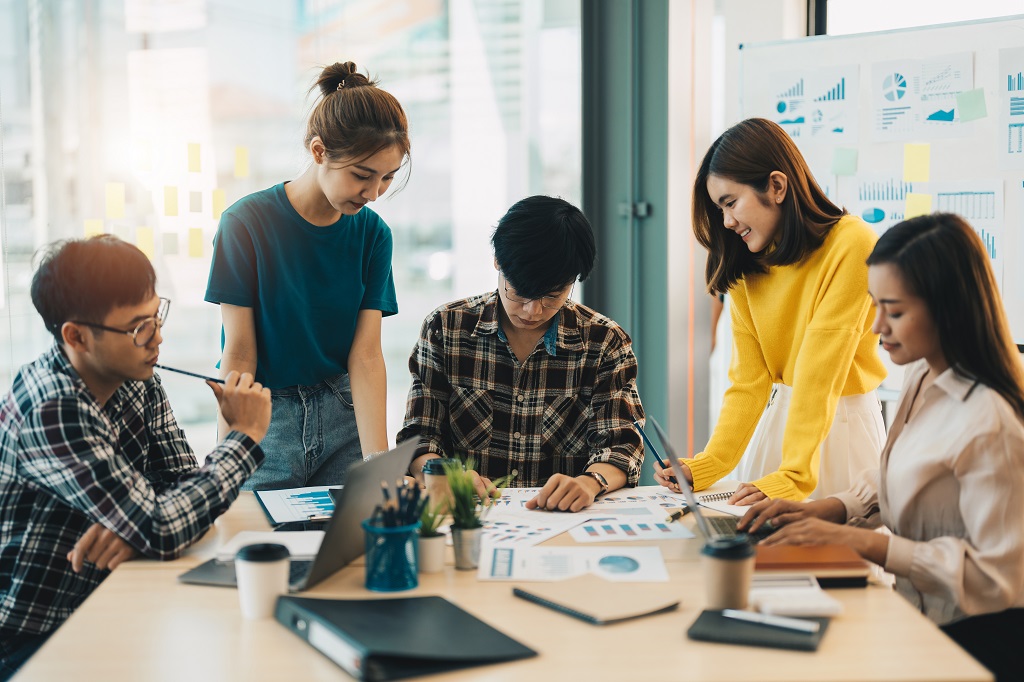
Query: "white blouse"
832 359 1024 625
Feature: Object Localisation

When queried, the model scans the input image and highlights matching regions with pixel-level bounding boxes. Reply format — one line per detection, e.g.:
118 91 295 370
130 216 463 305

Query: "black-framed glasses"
501 274 574 310
71 297 170 347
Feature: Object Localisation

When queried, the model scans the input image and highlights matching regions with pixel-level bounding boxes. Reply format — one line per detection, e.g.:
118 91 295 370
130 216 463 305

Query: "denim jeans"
242 373 363 490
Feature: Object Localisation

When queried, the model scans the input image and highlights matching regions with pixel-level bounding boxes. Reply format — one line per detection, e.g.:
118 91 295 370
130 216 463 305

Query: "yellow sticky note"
105 182 125 219
212 188 226 220
904 193 933 219
234 146 250 178
136 227 155 259
188 143 201 173
903 143 930 182
164 186 178 217
188 228 204 258
84 219 104 237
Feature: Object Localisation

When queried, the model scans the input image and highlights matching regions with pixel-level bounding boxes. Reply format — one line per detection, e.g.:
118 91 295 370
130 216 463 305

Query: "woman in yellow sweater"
655 118 886 504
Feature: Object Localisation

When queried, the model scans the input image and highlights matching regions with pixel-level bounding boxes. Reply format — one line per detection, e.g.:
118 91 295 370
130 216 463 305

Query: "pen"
665 507 692 523
721 608 821 634
631 420 676 483
155 364 225 384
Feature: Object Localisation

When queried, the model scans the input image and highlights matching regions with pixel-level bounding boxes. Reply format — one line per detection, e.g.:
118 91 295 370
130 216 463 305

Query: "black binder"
275 595 537 681
687 609 831 652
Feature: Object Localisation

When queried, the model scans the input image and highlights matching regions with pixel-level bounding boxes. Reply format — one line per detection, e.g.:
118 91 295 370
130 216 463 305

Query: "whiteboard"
739 15 1024 343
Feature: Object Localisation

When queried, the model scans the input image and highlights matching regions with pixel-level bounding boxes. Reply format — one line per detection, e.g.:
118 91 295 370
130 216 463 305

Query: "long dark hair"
305 61 410 184
867 213 1024 421
692 118 845 294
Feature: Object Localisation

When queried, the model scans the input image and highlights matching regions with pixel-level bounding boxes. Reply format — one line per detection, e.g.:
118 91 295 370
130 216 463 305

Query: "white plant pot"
418 534 446 573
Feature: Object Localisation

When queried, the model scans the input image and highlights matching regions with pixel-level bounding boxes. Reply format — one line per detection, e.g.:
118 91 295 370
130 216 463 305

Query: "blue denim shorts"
243 373 363 490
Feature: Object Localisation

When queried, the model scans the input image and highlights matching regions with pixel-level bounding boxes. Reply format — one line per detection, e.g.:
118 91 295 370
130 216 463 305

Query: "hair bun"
317 61 375 96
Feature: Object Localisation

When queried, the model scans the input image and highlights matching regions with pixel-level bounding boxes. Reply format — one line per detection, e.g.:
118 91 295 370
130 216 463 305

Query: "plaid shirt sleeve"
140 377 205 490
18 384 263 561
397 309 453 460
584 332 646 486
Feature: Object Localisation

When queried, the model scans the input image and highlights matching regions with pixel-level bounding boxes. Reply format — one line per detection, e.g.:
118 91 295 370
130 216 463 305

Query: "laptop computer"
646 417 775 544
178 440 417 592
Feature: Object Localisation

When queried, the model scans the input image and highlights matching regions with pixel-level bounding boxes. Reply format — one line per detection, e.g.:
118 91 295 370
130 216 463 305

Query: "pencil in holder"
362 519 420 592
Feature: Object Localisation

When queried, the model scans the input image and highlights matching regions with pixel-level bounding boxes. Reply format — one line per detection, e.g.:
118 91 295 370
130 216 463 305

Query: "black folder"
275 595 537 681
687 609 830 652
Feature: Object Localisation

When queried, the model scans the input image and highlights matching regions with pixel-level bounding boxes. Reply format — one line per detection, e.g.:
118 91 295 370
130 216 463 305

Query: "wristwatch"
583 470 609 496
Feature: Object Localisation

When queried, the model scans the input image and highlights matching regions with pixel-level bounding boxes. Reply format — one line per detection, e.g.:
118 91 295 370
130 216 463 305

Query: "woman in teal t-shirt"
205 61 409 490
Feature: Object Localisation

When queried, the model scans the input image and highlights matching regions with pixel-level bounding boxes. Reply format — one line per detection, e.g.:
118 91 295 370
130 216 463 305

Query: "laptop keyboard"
288 560 314 586
706 515 775 544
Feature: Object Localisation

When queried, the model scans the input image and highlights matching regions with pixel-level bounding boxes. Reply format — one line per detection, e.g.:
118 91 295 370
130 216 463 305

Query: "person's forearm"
218 353 257 440
809 497 849 524
579 462 627 495
845 526 889 566
349 353 389 455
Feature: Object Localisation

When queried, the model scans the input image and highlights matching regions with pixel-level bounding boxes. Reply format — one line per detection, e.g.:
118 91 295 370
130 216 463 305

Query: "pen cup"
362 519 420 592
235 543 290 620
701 537 755 610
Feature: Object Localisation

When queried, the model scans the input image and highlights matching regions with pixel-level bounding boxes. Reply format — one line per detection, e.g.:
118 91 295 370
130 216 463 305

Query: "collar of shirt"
46 343 129 414
930 364 980 402
474 291 585 357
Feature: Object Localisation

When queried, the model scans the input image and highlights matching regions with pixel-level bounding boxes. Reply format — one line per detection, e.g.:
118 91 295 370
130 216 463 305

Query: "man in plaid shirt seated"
399 196 646 513
0 236 271 679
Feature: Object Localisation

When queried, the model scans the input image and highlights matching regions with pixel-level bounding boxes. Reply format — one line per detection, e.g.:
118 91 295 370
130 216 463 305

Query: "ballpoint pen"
154 364 225 384
631 420 677 484
665 507 692 523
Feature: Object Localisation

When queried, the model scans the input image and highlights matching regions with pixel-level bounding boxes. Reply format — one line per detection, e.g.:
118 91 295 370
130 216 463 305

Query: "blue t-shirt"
205 183 398 389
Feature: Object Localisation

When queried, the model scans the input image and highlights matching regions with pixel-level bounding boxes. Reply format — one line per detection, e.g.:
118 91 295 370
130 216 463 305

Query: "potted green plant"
417 500 447 573
444 458 515 570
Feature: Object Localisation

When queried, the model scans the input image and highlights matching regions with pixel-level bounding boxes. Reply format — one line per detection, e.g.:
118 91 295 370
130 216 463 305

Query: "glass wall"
0 0 581 458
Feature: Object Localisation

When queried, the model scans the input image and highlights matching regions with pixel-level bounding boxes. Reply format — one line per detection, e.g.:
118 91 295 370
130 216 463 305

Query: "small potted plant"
444 458 515 570
417 500 447 573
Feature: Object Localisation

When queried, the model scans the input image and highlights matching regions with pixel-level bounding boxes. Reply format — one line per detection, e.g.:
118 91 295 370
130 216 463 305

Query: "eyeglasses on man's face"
71 297 170 347
501 274 574 310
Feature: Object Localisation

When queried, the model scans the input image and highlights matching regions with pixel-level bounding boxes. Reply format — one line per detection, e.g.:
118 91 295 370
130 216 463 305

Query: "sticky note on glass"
136 227 155 259
164 186 179 217
234 146 250 178
190 191 203 213
903 143 930 182
212 188 226 220
84 219 104 237
904 192 932 219
956 88 987 123
105 183 125 219
188 228 204 258
831 148 858 176
162 232 179 256
188 143 201 172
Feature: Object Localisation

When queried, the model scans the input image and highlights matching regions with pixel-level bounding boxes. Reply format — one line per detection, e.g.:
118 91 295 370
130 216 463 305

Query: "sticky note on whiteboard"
956 88 987 123
904 192 932 219
188 228 204 258
84 219 104 237
188 143 201 172
164 187 179 217
106 183 125 219
234 146 250 178
903 144 930 183
831 148 858 176
212 189 226 220
136 227 155 258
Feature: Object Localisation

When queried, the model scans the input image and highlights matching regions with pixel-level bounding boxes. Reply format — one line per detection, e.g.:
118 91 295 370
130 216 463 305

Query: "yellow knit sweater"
686 215 886 500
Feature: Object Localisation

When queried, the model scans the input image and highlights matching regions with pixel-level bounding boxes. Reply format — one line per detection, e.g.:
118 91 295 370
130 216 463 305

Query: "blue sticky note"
956 88 987 123
831 147 858 176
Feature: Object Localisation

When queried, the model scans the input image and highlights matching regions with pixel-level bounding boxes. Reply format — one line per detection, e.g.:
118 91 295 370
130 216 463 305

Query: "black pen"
631 420 677 483
155 364 225 384
665 507 692 523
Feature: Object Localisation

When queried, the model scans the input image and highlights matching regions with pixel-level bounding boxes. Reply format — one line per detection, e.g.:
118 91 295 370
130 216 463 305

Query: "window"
0 0 581 456
827 0 1022 35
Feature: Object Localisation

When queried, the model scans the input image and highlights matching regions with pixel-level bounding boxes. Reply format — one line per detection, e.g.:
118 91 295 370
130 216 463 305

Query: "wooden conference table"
16 488 992 682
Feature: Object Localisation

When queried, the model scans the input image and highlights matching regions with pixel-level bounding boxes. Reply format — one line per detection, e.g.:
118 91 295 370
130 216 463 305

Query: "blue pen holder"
362 519 421 592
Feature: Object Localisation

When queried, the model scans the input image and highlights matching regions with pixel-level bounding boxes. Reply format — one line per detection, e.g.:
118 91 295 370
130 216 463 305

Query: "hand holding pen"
631 420 676 484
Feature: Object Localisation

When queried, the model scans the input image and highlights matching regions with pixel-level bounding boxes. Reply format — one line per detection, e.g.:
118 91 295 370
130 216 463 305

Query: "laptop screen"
645 417 720 542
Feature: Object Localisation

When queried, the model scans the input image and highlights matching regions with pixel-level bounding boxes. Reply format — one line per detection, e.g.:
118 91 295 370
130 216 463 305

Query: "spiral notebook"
696 490 751 517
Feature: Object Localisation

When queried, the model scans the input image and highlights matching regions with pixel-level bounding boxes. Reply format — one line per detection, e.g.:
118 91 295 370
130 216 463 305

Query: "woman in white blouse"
740 213 1024 681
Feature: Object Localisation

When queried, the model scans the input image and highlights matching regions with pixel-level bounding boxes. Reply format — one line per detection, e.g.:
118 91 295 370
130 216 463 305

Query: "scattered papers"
479 545 669 582
481 510 585 547
216 531 324 562
569 518 694 543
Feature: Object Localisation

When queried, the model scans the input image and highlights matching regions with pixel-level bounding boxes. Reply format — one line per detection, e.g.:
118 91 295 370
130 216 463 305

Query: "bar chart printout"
254 486 340 524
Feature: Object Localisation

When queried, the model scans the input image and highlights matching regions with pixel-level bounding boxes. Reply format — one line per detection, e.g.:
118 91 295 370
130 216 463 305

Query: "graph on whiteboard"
925 180 1005 290
999 47 1024 169
757 65 860 143
871 53 973 141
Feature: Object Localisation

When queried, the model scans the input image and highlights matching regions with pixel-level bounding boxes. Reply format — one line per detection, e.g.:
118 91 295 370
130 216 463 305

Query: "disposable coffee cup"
235 543 290 620
701 537 756 610
422 458 461 515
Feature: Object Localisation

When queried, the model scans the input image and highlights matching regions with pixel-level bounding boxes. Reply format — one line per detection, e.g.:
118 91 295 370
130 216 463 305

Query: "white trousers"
733 383 885 500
